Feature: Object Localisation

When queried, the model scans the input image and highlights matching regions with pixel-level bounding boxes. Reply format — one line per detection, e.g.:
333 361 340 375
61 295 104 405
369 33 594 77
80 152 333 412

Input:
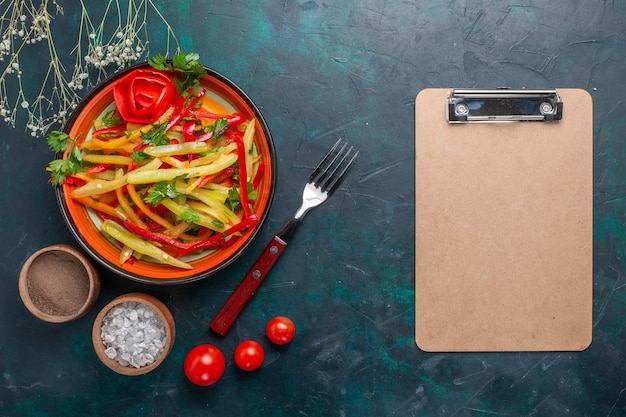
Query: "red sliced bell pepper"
182 89 206 117
134 142 149 152
165 89 206 132
88 163 114 175
252 161 265 190
92 124 126 139
62 176 87 187
123 219 189 249
194 111 246 128
164 95 185 131
195 167 236 189
146 218 162 231
127 161 141 172
174 214 259 258
183 120 197 142
196 130 213 142
96 210 116 224
123 214 258 258
224 129 243 145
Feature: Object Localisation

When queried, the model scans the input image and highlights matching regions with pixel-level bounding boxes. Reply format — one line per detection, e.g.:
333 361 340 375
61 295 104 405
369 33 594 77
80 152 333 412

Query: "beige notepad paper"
415 88 592 352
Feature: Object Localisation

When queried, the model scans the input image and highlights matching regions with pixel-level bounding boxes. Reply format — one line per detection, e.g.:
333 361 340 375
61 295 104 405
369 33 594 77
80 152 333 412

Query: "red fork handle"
210 235 288 336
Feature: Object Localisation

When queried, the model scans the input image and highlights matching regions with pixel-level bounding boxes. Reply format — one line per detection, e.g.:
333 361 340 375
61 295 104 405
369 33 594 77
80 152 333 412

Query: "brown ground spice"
26 251 90 316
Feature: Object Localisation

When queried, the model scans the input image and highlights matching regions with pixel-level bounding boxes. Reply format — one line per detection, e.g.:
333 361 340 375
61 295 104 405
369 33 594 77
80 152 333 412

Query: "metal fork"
210 139 359 336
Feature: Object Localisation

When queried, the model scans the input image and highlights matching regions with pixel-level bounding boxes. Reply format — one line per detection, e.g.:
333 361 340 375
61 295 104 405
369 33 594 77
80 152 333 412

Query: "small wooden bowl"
92 293 175 376
18 244 100 323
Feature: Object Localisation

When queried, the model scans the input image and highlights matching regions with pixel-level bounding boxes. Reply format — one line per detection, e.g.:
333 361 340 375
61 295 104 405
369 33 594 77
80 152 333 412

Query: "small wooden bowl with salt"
18 244 100 323
92 293 175 376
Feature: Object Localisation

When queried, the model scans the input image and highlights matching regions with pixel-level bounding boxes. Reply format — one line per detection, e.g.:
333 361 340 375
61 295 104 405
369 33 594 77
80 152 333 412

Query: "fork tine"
309 139 343 182
310 139 358 194
324 148 359 194
312 141 348 186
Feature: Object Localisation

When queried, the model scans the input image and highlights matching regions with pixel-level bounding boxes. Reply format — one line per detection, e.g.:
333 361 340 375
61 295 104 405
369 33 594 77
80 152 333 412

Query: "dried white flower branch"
0 0 179 137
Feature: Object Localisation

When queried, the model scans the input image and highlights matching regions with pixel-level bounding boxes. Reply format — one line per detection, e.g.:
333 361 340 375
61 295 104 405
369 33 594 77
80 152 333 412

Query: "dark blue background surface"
1 1 625 416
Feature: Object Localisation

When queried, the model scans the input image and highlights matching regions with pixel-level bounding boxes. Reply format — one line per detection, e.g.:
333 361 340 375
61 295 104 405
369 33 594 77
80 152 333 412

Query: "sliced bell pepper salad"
47 53 266 272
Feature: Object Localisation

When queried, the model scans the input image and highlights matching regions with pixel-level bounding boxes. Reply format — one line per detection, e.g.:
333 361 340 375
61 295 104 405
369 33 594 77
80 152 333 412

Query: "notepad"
414 88 593 352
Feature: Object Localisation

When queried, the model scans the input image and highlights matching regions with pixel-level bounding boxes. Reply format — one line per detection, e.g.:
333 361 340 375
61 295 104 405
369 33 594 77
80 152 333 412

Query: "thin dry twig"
0 0 179 137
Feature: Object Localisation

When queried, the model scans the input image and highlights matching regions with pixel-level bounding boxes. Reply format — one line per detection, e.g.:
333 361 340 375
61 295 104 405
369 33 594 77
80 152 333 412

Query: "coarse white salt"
100 301 166 368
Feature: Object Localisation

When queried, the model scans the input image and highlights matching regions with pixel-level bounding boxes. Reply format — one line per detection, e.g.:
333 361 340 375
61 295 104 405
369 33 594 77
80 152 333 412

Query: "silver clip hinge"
446 89 563 123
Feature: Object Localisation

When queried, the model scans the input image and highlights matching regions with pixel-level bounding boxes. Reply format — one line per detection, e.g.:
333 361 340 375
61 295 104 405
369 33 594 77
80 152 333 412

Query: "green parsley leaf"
48 160 69 186
213 118 229 138
148 54 168 71
173 173 189 181
149 52 207 97
131 151 150 162
100 109 124 128
226 187 240 211
248 186 258 202
212 219 225 229
67 146 83 171
141 122 169 146
179 208 200 223
144 182 182 205
46 130 84 185
47 131 71 153
48 145 83 186
225 182 258 210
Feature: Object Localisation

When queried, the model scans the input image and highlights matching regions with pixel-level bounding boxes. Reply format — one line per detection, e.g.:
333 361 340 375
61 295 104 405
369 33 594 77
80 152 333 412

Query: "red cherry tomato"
184 344 226 386
234 340 265 371
266 316 296 345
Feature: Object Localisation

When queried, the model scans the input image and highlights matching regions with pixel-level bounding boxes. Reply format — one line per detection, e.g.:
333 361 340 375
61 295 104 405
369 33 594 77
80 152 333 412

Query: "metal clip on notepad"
446 89 563 123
